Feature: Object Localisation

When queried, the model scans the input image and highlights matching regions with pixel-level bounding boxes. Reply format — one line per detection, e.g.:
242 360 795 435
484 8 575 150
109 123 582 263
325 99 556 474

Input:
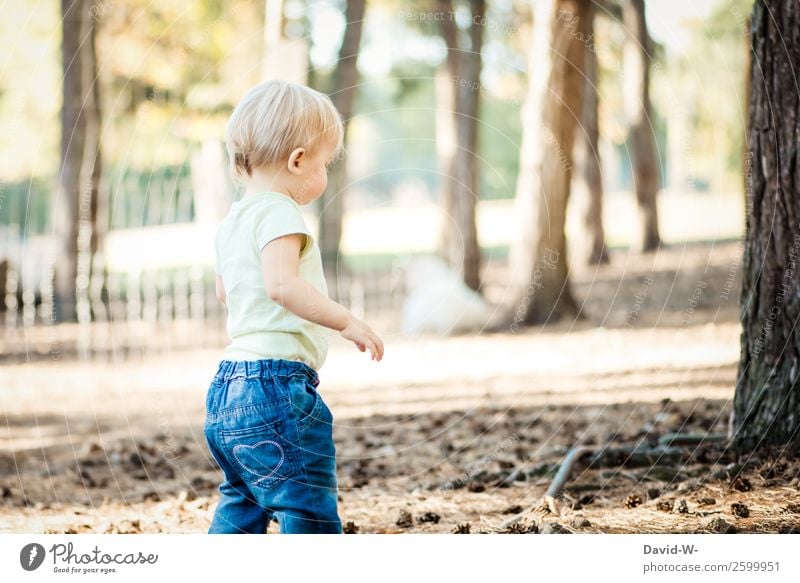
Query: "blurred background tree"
54 0 102 323
622 0 660 253
319 0 366 300
434 0 486 293
503 0 589 327
571 0 609 267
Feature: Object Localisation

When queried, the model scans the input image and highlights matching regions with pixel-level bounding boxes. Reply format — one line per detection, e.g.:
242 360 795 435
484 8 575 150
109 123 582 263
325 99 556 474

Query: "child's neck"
244 167 298 203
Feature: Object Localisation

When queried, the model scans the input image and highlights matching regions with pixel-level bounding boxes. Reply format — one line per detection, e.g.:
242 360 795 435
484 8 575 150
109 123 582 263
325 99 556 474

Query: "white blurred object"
401 254 499 336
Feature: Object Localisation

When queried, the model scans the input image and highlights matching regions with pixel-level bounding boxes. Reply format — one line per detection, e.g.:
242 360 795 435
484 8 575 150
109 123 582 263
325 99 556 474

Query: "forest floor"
2 239 800 534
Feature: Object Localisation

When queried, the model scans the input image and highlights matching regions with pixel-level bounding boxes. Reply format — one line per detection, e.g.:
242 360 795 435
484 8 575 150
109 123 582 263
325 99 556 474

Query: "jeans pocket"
283 374 324 433
219 418 300 492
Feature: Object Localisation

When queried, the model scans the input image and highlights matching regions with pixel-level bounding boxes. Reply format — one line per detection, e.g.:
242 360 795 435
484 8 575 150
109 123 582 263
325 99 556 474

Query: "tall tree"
435 0 485 292
622 0 660 253
318 0 366 300
572 2 609 266
504 0 588 326
54 0 102 323
733 0 800 456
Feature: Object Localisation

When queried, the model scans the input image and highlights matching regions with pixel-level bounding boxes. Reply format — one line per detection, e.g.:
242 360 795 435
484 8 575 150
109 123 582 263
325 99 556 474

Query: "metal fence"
0 261 403 363
107 164 196 230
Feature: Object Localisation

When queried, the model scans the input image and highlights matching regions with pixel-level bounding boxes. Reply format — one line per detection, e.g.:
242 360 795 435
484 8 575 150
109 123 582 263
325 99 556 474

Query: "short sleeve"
254 198 312 255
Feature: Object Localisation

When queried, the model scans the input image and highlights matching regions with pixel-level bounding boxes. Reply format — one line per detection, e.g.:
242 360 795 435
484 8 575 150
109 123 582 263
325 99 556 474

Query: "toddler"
204 80 384 534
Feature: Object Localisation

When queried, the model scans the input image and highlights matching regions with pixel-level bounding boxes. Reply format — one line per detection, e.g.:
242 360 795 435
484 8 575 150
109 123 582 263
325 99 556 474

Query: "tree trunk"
82 12 103 324
622 0 660 253
504 0 587 327
436 0 484 293
318 0 365 300
732 0 800 457
54 0 102 324
572 3 609 266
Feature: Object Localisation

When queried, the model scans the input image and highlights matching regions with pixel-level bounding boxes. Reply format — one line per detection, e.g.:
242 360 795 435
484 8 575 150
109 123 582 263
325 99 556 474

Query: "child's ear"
287 147 306 175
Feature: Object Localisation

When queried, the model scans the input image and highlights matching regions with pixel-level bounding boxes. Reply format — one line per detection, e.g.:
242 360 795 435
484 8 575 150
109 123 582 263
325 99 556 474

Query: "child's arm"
215 274 226 306
261 233 384 361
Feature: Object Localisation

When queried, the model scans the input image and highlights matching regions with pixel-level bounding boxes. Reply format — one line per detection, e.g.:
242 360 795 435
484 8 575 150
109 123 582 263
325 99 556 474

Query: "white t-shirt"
214 191 330 370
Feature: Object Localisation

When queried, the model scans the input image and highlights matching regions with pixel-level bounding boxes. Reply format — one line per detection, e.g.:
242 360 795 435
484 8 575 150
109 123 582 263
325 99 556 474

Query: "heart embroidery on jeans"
231 440 285 486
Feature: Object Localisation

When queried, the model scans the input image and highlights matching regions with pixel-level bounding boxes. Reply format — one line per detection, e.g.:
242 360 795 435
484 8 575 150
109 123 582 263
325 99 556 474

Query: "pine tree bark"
504 0 588 327
54 0 102 323
733 0 800 456
572 3 609 266
318 0 365 300
622 0 660 253
436 0 485 293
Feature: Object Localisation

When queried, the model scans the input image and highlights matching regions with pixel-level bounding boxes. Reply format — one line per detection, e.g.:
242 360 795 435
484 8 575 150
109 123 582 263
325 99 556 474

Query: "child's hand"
340 315 384 361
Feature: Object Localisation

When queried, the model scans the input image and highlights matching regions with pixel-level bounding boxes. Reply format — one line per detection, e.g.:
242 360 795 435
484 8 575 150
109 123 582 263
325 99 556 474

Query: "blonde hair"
224 80 344 179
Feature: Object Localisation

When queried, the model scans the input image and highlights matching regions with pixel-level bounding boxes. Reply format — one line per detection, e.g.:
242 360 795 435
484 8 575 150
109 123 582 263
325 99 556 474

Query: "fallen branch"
497 432 732 531
499 445 594 529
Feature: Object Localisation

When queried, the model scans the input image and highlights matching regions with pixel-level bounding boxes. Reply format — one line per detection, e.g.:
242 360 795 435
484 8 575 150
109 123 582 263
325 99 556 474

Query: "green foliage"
106 164 194 229
98 0 264 169
0 1 60 180
350 63 438 200
478 96 522 200
652 0 754 194
0 176 52 235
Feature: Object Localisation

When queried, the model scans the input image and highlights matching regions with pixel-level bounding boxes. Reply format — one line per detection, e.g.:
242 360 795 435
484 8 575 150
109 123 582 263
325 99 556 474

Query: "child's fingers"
366 339 379 361
369 333 384 360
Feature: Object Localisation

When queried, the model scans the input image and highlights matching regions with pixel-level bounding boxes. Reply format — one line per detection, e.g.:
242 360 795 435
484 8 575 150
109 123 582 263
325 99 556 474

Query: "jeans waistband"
214 358 319 386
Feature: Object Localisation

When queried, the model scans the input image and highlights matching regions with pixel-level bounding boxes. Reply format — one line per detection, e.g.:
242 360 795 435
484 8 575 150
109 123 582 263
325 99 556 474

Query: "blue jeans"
203 358 342 534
